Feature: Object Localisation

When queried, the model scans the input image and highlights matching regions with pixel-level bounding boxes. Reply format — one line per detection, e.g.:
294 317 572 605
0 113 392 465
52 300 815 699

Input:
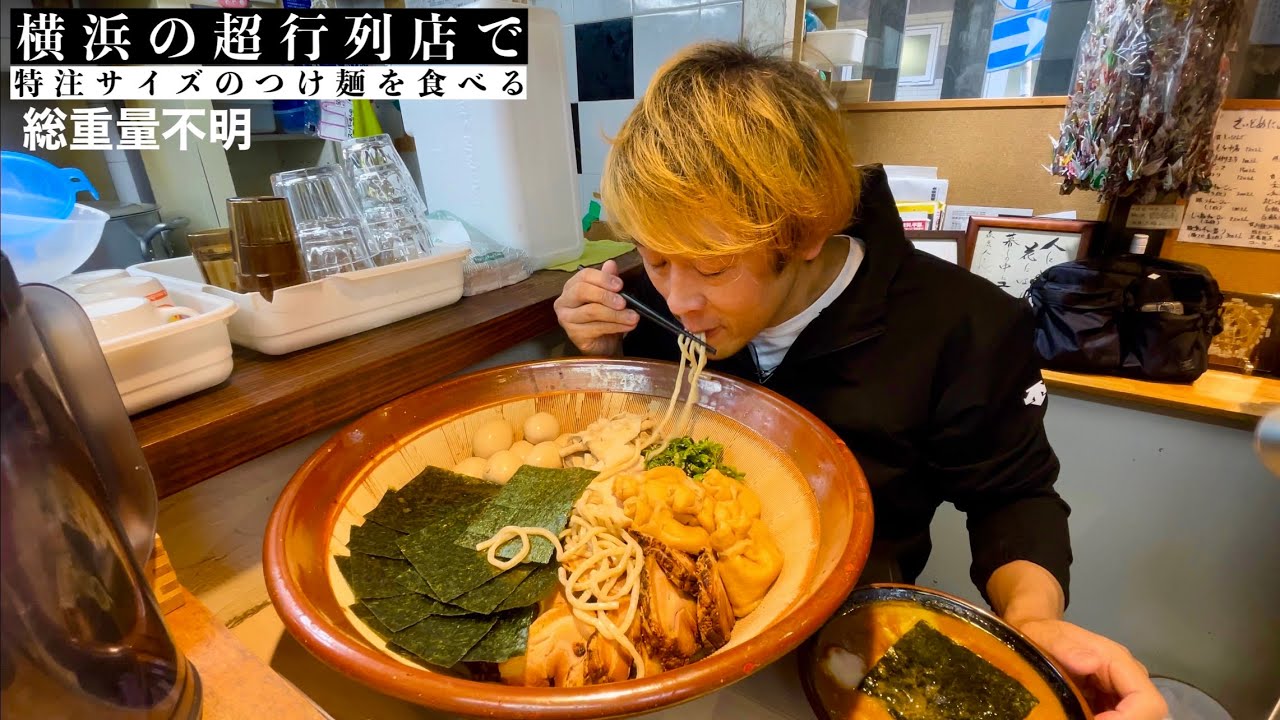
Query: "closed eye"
694 261 732 277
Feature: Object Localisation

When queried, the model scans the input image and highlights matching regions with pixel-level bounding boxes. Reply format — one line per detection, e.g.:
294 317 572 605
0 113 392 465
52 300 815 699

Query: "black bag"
1027 256 1224 382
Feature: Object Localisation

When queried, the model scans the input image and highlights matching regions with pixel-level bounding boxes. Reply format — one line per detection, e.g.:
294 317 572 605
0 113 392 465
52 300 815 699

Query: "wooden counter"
132 254 643 498
168 589 330 720
1044 369 1280 428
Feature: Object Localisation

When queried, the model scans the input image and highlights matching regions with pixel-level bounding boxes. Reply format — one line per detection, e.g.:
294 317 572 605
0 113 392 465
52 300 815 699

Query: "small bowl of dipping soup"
800 584 1092 720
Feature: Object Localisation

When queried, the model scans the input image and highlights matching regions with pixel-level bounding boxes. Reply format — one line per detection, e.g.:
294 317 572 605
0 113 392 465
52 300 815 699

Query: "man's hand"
1016 618 1167 720
989 561 1166 720
553 260 639 356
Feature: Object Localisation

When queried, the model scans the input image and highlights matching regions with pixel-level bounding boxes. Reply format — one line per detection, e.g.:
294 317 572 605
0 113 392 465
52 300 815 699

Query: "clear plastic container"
1 204 110 284
129 245 469 355
400 2 583 271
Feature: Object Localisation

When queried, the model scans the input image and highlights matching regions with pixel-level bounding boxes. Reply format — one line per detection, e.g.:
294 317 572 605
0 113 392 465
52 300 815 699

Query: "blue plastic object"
273 100 319 134
1 151 99 239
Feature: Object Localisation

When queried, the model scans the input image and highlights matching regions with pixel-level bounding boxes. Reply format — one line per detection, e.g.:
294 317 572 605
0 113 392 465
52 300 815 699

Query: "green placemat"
547 240 635 272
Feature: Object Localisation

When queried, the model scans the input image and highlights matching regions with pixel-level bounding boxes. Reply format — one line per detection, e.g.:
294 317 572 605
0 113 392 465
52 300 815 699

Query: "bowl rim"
797 583 1096 720
263 357 875 719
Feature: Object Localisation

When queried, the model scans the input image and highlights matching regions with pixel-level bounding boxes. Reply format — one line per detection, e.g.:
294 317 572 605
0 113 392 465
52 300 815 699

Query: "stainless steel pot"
77 202 190 271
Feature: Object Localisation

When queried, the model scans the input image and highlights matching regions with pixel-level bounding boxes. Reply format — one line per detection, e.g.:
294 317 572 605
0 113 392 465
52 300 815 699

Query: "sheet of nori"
496 563 560 612
335 554 354 587
460 506 572 565
364 467 500 533
457 466 595 563
397 505 507 602
449 563 535 614
363 594 473 632
347 522 406 559
350 603 434 664
858 620 1039 720
350 602 394 640
344 553 416 599
461 606 538 663
392 566 435 596
494 466 597 509
389 614 498 668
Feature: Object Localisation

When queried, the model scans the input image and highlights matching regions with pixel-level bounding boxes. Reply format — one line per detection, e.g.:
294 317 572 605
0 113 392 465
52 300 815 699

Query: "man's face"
636 244 808 359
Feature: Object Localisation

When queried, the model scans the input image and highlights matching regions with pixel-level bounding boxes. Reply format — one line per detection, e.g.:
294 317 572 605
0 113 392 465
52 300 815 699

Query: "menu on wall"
1178 109 1280 251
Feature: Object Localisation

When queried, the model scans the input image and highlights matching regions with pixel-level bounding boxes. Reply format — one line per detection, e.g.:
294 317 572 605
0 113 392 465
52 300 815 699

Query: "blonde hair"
602 42 860 264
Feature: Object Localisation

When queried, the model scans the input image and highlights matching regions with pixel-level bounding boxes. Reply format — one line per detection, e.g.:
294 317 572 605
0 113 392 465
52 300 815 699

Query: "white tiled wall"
572 0 634 23
533 0 745 219
633 2 743 95
577 99 640 174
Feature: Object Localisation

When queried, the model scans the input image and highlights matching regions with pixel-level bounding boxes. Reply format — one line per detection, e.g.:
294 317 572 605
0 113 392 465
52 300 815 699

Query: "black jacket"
620 165 1072 603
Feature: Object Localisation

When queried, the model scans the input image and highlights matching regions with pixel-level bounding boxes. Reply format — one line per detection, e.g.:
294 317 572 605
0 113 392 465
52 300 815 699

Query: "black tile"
570 102 581 174
575 19 634 103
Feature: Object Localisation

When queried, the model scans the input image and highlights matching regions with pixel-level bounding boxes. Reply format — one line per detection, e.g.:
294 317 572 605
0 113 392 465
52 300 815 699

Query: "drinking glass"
271 166 375 281
225 196 306 301
186 227 238 291
341 134 434 259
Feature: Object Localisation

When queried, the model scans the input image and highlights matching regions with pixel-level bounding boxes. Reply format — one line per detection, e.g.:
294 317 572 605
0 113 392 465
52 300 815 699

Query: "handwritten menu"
1178 109 1280 251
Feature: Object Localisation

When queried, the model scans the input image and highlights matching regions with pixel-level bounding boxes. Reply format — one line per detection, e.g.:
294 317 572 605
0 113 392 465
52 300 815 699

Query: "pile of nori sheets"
858 620 1040 720
336 464 596 669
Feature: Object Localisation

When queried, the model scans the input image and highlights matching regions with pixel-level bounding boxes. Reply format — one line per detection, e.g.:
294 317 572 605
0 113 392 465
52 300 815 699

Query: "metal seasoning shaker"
0 253 202 719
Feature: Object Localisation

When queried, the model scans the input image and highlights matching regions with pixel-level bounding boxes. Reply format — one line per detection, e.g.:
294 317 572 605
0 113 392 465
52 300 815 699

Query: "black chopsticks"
618 290 717 356
573 265 716 355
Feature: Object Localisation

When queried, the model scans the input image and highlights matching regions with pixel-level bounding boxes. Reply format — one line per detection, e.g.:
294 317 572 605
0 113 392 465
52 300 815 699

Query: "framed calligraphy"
964 217 1098 297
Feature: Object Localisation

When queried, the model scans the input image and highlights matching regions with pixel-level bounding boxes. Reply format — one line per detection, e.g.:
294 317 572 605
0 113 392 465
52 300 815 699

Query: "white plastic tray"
99 286 238 415
128 245 469 355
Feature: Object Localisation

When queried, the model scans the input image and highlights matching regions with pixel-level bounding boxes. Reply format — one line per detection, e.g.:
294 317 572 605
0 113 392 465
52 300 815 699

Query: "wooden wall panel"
842 103 1278 293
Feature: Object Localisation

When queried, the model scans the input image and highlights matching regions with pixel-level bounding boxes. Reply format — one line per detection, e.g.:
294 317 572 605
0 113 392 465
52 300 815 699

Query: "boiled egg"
523 412 560 445
472 419 514 459
510 440 534 461
525 441 562 469
485 449 522 484
453 456 488 479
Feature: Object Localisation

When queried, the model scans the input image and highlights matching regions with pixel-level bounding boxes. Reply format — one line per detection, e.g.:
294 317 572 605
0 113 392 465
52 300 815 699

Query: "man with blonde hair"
556 43 1163 718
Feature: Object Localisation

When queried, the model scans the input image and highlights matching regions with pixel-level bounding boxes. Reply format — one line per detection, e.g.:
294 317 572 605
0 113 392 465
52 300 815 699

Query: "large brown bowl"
264 358 874 719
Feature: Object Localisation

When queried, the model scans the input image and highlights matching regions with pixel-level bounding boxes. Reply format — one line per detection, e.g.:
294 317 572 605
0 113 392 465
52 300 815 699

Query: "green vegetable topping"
643 436 743 480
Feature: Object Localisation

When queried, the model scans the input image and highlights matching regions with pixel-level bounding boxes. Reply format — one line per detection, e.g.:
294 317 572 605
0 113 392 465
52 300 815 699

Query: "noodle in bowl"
265 358 873 719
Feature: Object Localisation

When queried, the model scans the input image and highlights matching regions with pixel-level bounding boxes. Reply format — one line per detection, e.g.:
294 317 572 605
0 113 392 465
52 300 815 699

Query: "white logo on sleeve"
1023 380 1048 407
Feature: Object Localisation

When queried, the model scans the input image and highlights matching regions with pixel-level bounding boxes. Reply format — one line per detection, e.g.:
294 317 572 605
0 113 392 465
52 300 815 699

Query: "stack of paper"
886 166 1079 232
887 166 949 231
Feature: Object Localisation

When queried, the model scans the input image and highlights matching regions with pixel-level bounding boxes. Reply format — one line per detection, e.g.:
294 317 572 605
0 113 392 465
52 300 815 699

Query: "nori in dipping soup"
858 621 1039 720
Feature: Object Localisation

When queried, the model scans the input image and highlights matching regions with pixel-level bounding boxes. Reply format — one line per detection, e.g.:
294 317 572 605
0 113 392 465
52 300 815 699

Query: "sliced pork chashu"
634 532 700 596
694 550 736 651
502 600 630 687
634 544 700 672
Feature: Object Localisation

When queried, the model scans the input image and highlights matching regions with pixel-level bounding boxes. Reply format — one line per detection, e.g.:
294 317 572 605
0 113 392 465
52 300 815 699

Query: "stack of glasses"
340 134 435 266
270 166 374 282
250 133 436 290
